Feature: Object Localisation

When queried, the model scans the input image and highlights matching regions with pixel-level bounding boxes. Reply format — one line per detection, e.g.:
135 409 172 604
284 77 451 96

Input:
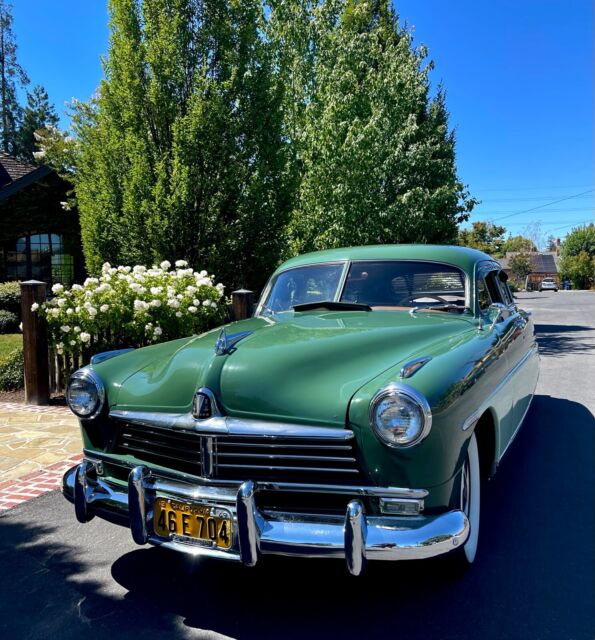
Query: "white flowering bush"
36 261 225 356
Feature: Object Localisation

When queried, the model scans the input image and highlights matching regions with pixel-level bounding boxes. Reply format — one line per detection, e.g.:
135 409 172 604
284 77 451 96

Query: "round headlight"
66 369 105 419
369 383 432 448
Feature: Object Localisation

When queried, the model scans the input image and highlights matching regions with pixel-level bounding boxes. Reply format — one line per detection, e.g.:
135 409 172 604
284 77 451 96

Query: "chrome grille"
113 423 362 485
215 435 362 484
115 424 202 476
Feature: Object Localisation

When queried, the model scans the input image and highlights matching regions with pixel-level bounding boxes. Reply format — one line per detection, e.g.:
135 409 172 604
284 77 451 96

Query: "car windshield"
260 260 467 314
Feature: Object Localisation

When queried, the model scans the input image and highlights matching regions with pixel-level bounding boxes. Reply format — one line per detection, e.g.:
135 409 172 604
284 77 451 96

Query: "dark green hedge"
0 347 24 391
0 309 19 334
0 281 21 316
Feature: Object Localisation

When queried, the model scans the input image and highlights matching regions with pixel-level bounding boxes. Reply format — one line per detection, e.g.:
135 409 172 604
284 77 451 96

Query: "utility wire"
482 189 594 221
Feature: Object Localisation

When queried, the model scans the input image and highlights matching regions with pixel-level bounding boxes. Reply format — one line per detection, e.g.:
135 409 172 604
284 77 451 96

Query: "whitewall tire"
459 431 481 564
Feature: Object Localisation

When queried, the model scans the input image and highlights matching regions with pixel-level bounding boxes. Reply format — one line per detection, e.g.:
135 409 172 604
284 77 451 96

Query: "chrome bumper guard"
64 461 469 576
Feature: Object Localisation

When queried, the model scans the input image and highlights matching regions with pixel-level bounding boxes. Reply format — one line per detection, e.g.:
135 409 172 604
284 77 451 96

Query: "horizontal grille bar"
217 464 360 474
217 453 356 463
214 442 352 450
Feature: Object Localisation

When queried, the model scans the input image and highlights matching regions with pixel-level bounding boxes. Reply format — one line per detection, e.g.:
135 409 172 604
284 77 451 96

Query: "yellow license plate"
153 498 233 549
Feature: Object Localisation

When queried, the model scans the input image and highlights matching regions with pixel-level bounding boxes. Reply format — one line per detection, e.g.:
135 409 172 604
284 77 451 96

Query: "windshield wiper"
292 301 372 312
422 304 470 313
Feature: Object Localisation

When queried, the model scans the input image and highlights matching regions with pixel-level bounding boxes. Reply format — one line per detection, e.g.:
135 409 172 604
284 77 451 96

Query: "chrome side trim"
399 356 432 379
345 500 367 576
461 343 538 431
109 410 355 440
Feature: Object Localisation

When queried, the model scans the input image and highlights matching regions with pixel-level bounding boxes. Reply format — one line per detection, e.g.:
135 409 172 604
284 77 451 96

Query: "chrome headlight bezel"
369 383 432 449
66 368 106 419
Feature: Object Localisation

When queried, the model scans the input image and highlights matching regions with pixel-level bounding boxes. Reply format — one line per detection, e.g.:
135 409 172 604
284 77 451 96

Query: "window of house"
5 233 74 285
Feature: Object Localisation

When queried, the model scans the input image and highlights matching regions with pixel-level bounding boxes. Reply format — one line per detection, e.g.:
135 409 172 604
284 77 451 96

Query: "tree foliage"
502 234 536 254
458 221 506 257
0 0 28 155
559 224 595 289
284 0 475 253
508 252 532 283
17 85 59 162
58 0 475 290
72 0 290 291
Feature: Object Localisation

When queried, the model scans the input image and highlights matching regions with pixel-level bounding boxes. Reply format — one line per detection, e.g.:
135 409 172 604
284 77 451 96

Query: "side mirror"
488 302 509 329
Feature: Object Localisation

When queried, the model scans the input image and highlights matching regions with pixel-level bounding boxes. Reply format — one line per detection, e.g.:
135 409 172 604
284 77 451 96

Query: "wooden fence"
20 281 254 405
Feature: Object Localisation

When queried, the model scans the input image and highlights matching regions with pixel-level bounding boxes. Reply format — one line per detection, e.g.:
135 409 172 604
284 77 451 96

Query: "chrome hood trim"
109 409 354 440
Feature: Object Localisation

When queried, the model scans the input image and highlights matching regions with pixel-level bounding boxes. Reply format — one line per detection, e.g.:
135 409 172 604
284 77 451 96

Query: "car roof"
275 245 495 276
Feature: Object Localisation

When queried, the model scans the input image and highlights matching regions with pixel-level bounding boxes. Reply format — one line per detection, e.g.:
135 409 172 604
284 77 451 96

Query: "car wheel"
453 431 481 566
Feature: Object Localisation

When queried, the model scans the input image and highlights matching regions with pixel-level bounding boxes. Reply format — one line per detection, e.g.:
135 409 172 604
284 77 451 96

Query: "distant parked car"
539 277 558 292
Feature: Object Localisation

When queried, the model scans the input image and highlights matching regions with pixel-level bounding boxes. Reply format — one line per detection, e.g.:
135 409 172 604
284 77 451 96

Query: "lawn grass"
0 334 21 360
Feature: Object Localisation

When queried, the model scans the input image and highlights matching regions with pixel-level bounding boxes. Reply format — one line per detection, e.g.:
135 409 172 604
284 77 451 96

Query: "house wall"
0 173 85 286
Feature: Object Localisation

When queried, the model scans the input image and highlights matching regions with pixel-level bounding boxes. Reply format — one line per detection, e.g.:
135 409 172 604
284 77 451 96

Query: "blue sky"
12 0 594 246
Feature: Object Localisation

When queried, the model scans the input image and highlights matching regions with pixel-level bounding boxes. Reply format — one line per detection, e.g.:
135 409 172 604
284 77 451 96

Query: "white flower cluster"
36 260 225 356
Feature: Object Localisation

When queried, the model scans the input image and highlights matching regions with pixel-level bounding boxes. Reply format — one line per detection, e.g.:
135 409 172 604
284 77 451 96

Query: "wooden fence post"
20 280 50 405
231 289 254 321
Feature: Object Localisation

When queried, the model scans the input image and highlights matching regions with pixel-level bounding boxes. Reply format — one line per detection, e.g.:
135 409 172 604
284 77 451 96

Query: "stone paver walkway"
0 402 83 509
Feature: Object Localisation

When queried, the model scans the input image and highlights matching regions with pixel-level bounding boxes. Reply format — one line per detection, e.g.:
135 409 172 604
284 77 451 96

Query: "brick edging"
0 454 82 512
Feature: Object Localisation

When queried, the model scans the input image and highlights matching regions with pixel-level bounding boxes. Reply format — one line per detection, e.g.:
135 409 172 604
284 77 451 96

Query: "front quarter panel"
348 322 512 499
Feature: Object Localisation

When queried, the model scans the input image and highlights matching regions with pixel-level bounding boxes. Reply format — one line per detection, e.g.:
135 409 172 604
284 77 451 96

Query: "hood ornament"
214 327 254 356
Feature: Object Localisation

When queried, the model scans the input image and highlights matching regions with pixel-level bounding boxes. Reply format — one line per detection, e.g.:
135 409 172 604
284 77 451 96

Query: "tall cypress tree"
73 0 290 291
17 84 59 162
0 0 28 155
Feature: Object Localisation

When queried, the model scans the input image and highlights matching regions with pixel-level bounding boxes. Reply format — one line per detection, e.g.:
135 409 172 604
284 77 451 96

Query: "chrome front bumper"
63 460 469 575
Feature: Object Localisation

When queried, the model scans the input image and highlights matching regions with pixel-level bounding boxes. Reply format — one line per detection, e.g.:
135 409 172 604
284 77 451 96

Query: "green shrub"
0 309 19 334
37 260 225 356
0 347 24 391
0 281 21 315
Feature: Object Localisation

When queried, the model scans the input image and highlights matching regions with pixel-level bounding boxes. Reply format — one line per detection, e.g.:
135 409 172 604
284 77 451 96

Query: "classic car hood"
109 311 475 426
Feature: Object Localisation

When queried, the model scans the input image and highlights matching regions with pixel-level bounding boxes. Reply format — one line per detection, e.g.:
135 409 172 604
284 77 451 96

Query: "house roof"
500 252 558 273
0 152 37 186
0 152 52 202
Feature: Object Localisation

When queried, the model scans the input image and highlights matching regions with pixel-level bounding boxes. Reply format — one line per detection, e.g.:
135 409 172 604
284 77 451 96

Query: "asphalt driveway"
1 291 593 640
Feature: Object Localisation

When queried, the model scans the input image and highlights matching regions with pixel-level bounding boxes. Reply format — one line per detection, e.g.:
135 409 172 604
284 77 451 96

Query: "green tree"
0 0 28 154
560 224 595 289
458 221 507 257
17 84 59 162
502 234 536 254
286 0 476 253
508 252 532 284
72 0 290 291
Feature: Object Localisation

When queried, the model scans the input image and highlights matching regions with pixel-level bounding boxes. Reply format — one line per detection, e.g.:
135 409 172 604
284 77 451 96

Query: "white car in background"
539 277 558 292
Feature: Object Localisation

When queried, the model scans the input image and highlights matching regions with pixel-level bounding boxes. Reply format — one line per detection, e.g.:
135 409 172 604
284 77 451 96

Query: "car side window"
477 278 491 312
497 275 514 306
484 271 504 305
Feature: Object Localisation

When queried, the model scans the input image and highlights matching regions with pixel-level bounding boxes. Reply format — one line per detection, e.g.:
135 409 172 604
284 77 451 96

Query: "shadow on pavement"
1 395 593 640
534 323 594 356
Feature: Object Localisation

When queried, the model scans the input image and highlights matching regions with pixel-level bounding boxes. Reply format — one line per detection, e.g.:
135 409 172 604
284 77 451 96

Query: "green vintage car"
63 245 539 575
